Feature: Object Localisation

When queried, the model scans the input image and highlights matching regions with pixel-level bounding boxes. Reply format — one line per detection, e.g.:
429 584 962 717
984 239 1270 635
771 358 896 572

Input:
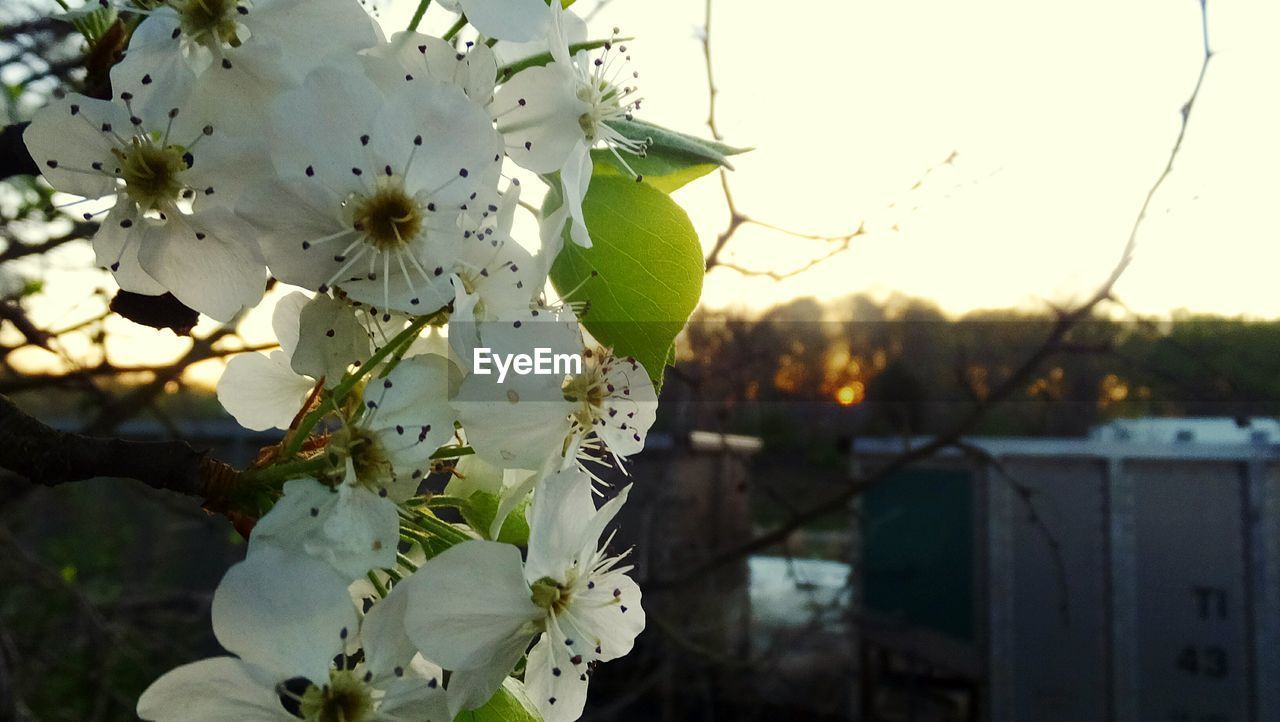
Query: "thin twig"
697 0 916 278
952 440 1071 626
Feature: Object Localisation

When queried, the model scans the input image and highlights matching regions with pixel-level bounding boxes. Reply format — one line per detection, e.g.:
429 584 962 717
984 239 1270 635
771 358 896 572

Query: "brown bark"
0 393 237 506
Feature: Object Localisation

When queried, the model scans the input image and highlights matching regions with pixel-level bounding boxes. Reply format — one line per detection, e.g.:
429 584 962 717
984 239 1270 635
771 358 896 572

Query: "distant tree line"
667 293 1280 445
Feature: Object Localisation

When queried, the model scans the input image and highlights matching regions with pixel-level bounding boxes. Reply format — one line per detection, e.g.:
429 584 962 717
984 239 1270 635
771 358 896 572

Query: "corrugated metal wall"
854 439 1280 722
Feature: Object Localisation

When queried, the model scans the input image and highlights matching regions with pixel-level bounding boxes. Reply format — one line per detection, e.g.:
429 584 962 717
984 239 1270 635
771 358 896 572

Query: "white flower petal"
582 352 658 459
578 483 632 562
563 570 645 663
266 64 383 184
109 10 195 104
360 584 418 680
458 0 551 42
560 142 594 248
380 33 497 104
492 9 586 66
237 0 381 87
216 350 314 431
212 544 358 683
237 178 355 292
493 64 585 174
271 290 311 359
373 77 502 207
92 205 167 296
250 477 399 579
24 94 128 200
453 306 581 469
525 627 590 722
525 466 599 584
136 210 265 321
377 655 451 721
293 293 371 385
136 657 288 722
401 540 540 673
321 482 400 577
455 383 573 470
364 353 460 488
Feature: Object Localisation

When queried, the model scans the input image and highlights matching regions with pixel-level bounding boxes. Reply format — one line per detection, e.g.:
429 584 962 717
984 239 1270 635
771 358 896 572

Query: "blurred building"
852 417 1280 722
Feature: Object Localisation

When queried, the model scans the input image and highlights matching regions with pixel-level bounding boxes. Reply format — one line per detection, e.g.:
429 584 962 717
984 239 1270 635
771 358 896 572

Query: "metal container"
852 420 1280 722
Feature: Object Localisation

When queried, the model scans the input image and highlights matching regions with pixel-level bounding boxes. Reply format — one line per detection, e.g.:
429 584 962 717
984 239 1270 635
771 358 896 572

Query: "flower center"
175 0 241 46
333 426 392 488
112 139 188 211
300 671 374 722
576 82 619 143
531 577 571 614
351 186 422 252
563 362 608 426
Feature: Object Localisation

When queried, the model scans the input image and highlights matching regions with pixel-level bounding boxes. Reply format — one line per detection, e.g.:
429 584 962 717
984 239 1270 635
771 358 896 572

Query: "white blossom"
401 466 643 720
24 86 266 320
491 5 643 248
356 352 463 498
248 467 400 580
238 62 503 315
450 303 581 471
138 545 449 721
562 344 657 464
111 0 381 133
370 33 498 106
291 292 374 383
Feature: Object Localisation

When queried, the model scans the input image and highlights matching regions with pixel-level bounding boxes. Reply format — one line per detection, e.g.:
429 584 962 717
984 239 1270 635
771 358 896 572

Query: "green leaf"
592 154 718 194
458 491 531 546
592 118 750 192
454 678 542 722
548 176 704 391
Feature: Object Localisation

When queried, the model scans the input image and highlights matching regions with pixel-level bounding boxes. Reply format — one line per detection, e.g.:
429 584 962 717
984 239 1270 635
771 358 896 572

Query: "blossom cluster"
26 1 661 720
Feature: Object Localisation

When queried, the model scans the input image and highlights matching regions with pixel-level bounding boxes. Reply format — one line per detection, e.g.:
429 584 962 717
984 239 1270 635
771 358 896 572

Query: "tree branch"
0 221 97 263
0 393 238 505
0 342 276 394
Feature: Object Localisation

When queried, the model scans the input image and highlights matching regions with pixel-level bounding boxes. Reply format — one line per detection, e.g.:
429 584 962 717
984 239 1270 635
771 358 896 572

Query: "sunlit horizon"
5 0 1280 386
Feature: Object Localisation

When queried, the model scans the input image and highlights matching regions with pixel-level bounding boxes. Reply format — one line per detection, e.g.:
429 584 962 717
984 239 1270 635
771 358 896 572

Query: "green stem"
404 508 472 545
245 455 334 486
430 444 474 460
497 38 635 79
401 528 433 548
331 313 438 400
397 553 420 572
407 0 431 31
279 314 437 461
404 494 473 511
366 571 388 599
442 15 467 42
278 400 334 464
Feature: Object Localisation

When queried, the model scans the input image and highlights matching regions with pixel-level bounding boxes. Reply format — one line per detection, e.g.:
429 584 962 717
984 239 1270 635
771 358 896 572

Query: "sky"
577 0 1279 319
5 0 1280 382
